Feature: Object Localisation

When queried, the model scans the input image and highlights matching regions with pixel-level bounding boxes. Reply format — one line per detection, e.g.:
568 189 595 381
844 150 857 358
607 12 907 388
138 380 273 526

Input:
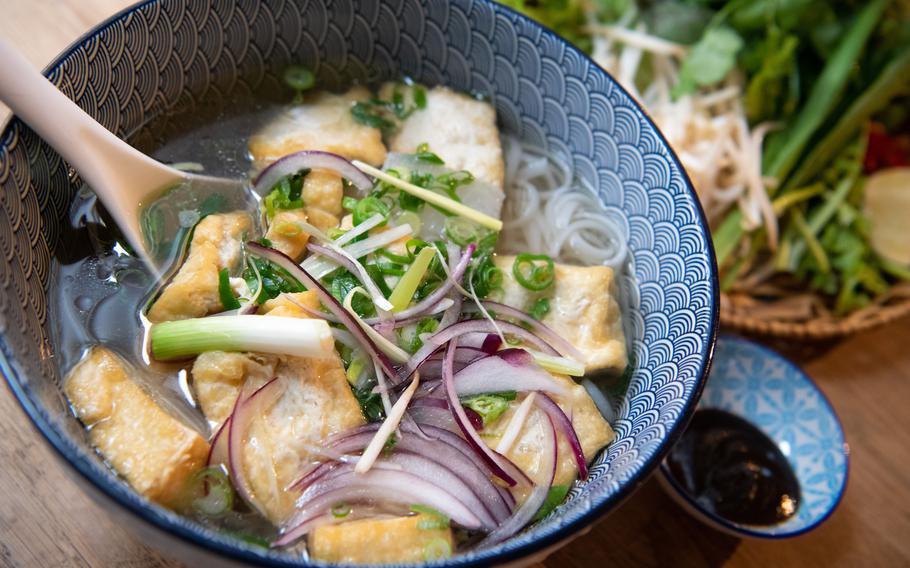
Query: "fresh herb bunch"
350 82 428 132
504 0 910 315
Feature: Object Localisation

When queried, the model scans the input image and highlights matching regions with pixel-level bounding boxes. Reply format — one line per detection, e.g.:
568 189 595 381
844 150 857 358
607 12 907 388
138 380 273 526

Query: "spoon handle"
0 39 180 259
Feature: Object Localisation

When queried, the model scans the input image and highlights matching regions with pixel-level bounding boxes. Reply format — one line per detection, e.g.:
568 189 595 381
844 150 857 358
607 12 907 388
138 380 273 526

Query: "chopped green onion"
513 254 555 291
353 196 390 226
413 86 427 109
218 268 241 310
461 392 517 425
345 356 366 385
150 316 334 360
331 503 351 518
423 538 452 561
388 247 437 312
529 297 550 321
445 217 483 246
526 349 585 377
394 210 423 235
411 504 451 530
283 65 315 93
189 467 234 517
353 161 503 231
532 485 570 522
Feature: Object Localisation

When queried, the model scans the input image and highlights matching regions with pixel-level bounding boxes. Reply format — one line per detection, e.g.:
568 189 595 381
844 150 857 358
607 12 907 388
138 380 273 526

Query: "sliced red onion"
411 397 483 431
315 424 512 521
535 392 589 479
463 301 584 361
227 377 285 517
253 150 373 196
443 340 530 487
399 319 559 383
206 416 231 468
453 351 568 397
438 243 464 329
246 242 397 378
385 451 498 528
277 468 484 546
408 406 458 432
481 334 503 354
481 414 557 546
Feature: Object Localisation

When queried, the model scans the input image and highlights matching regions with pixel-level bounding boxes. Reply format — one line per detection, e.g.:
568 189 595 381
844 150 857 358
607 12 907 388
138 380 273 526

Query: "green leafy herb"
218 268 241 310
512 254 556 291
415 142 445 165
263 171 307 219
532 485 570 522
350 84 427 132
242 257 305 304
355 384 385 422
460 391 517 425
673 26 744 98
384 433 398 453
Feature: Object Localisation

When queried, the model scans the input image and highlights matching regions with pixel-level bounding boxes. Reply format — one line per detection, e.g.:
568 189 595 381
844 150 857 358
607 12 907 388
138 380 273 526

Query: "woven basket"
720 282 910 340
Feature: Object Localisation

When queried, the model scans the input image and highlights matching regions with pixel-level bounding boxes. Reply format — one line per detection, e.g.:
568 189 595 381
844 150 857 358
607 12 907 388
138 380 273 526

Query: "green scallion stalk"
525 349 585 377
150 316 334 361
388 246 437 312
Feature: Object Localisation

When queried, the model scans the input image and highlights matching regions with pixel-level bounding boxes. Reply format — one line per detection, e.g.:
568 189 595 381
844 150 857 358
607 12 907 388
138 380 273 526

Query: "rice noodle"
499 137 628 269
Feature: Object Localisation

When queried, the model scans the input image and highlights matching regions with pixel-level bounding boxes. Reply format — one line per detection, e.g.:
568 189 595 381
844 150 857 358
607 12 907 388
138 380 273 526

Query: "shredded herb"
355 384 385 422
513 253 556 291
532 485 570 522
242 257 305 304
217 268 241 310
352 196 391 226
263 171 307 219
460 391 517 425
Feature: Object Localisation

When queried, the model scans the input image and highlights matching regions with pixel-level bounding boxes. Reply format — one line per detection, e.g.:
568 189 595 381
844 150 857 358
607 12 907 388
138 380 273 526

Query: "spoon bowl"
0 39 250 272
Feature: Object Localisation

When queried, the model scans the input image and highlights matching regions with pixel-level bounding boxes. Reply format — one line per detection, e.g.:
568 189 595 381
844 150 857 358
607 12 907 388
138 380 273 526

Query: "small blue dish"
658 335 849 539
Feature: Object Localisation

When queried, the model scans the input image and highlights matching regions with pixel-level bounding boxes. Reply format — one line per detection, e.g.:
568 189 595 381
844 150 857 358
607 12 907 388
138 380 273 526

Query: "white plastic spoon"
0 39 250 272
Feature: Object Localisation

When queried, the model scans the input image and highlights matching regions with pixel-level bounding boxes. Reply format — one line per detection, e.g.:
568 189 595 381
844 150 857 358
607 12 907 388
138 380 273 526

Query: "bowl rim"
656 335 849 540
0 0 720 565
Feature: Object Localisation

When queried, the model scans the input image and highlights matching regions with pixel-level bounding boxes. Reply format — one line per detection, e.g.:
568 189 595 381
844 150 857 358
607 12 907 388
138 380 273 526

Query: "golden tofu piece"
248 87 387 167
310 514 454 564
65 348 209 508
302 170 344 217
191 292 363 523
483 375 615 488
266 208 310 261
305 207 340 233
494 256 628 373
147 212 252 323
385 85 504 189
261 290 322 319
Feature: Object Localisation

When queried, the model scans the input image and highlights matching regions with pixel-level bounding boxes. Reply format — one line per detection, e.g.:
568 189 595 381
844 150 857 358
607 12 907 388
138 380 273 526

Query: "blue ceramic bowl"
658 336 848 539
0 0 718 565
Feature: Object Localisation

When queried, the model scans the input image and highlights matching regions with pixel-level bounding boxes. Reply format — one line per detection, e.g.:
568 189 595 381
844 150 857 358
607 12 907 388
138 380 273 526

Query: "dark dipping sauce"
666 409 800 526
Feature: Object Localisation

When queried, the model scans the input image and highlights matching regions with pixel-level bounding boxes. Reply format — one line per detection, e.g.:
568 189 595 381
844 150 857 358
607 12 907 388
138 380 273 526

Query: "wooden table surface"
2 1 910 567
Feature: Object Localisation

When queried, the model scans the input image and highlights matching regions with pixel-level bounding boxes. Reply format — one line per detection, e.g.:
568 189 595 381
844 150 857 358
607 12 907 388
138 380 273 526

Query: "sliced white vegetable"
301 224 413 280
343 287 410 363
354 372 421 474
494 393 538 455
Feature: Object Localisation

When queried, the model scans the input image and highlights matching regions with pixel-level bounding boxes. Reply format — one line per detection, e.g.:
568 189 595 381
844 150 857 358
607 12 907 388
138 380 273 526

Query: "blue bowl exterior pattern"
660 336 848 539
0 0 718 565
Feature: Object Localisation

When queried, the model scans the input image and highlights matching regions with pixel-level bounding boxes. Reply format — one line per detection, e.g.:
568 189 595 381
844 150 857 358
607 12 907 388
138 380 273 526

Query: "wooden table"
2 2 910 566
